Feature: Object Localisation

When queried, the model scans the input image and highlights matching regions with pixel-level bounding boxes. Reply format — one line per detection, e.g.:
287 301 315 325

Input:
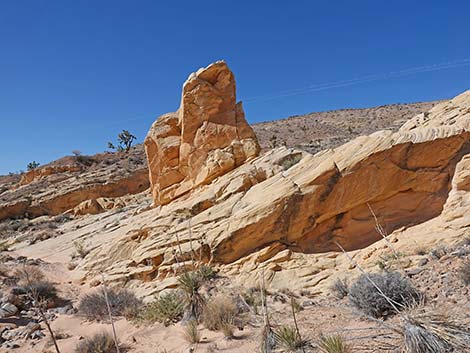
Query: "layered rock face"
77 89 470 296
144 61 260 206
0 146 150 220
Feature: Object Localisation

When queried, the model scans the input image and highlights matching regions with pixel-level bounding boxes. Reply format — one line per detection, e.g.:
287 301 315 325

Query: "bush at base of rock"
78 287 142 321
348 271 422 318
137 291 185 326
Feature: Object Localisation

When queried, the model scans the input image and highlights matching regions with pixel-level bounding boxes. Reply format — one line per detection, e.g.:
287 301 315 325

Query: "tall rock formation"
79 90 470 297
144 61 260 206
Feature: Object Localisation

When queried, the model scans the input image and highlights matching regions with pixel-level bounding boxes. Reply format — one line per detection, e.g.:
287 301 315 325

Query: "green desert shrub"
242 287 262 314
139 291 185 325
198 265 217 280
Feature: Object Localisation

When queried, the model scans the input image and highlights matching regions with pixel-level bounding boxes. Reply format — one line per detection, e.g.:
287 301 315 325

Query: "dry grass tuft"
205 344 218 353
20 281 59 305
183 320 201 344
0 240 9 252
202 295 242 338
0 264 9 277
72 240 90 259
74 331 119 353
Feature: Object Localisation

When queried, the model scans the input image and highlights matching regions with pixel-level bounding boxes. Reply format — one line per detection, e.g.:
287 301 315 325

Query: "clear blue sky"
1 1 469 174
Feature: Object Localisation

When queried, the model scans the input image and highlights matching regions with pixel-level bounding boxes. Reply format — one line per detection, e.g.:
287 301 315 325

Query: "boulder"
145 61 260 205
0 303 18 318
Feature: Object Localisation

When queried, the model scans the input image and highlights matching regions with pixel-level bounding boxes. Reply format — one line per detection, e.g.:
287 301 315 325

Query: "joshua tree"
27 161 40 170
108 130 136 152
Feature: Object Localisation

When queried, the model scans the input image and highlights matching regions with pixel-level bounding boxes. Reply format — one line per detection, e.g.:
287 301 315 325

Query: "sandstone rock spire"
145 61 260 205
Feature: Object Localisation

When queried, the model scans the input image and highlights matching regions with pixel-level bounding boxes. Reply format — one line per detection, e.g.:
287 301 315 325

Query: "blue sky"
1 1 469 174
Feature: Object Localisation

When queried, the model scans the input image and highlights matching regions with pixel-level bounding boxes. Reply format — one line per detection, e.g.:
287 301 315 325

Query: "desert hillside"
253 100 439 153
0 62 469 353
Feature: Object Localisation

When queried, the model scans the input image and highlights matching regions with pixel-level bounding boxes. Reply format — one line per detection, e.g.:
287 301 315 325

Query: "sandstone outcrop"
71 192 149 216
401 90 470 131
0 146 150 220
19 165 83 186
73 79 470 296
144 61 260 206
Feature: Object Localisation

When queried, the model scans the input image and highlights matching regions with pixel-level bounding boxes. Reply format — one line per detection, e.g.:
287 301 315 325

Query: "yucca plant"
318 334 352 353
178 271 205 322
275 326 307 352
402 310 470 353
178 271 202 296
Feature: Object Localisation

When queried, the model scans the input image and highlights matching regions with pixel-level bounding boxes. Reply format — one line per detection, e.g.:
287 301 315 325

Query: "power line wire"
242 59 470 104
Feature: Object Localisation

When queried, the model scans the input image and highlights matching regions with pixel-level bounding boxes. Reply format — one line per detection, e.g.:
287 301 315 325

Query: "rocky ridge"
252 100 440 153
0 146 149 221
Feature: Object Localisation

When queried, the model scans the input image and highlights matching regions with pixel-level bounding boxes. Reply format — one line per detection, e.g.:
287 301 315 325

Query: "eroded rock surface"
75 87 470 296
144 61 260 206
0 146 150 220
